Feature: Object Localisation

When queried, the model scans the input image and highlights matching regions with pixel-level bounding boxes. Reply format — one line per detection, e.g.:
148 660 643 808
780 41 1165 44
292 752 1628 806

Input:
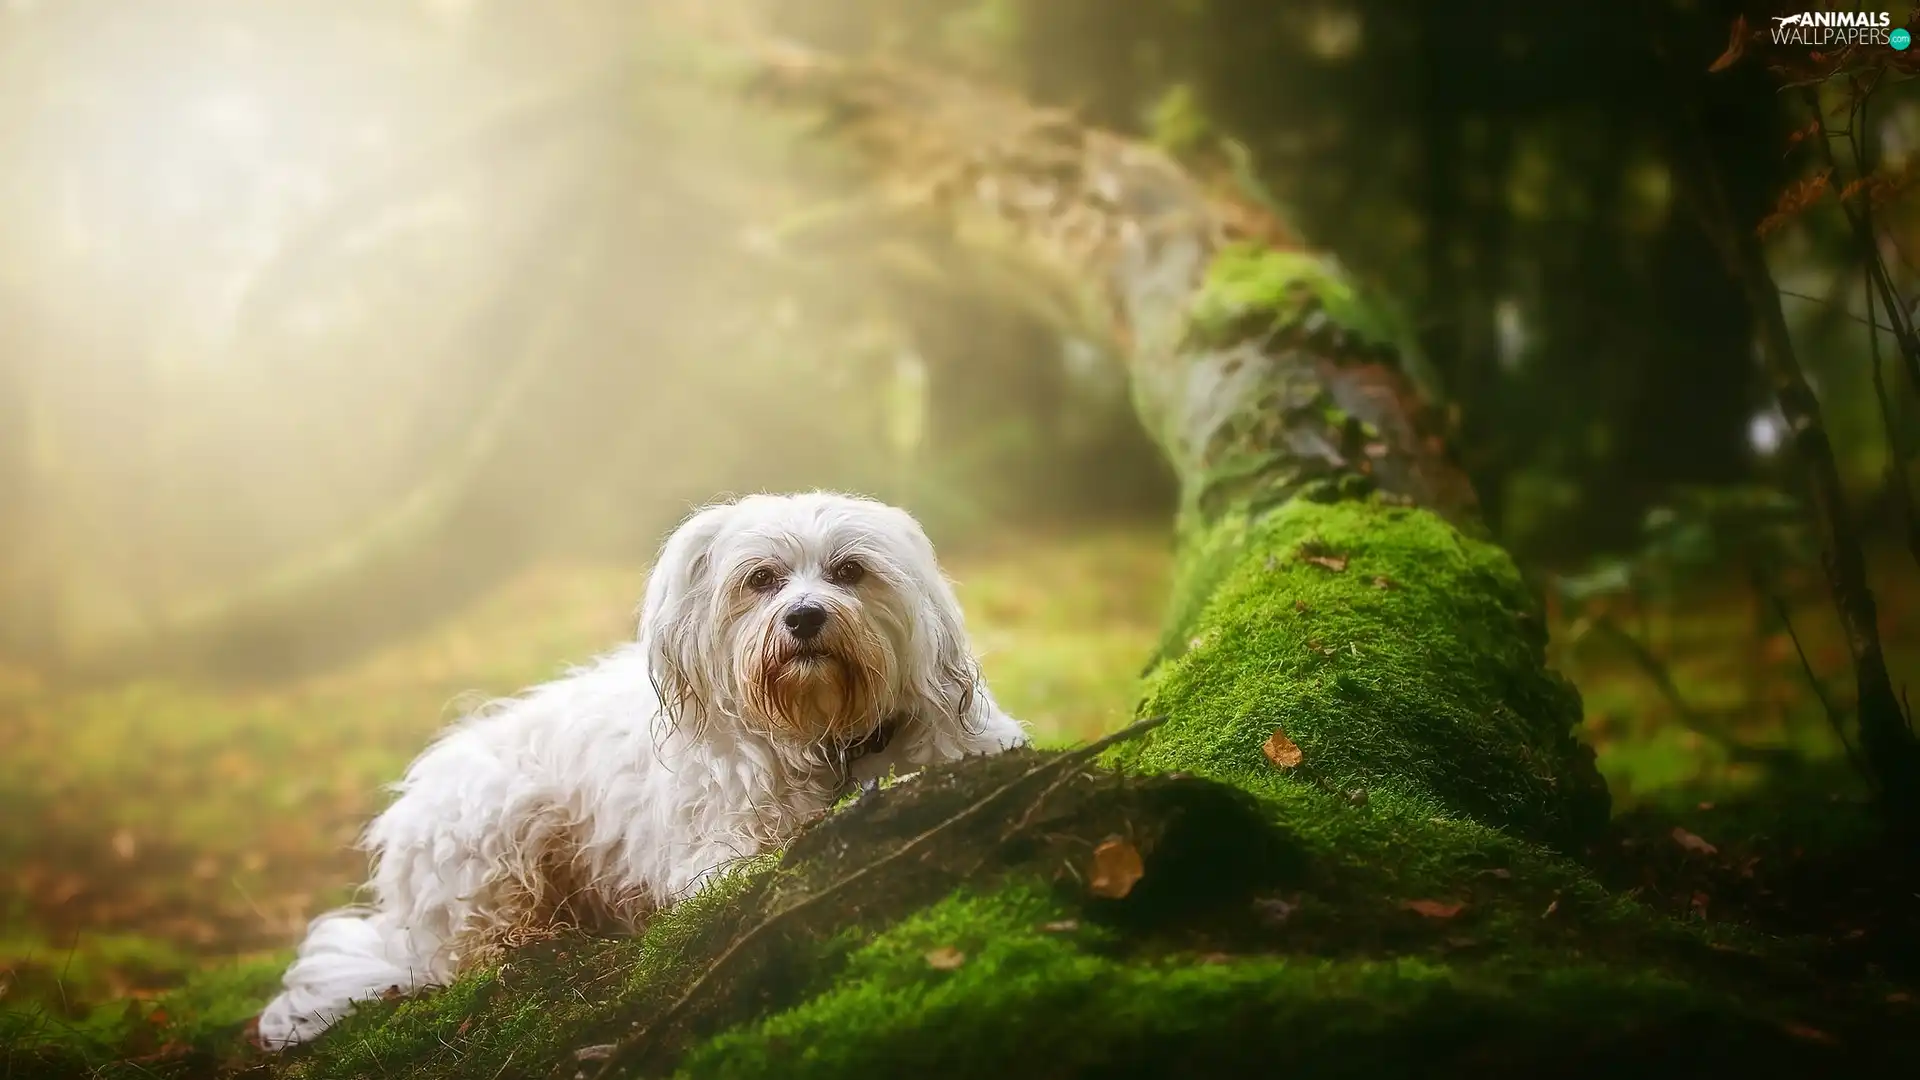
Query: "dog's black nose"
784 601 829 640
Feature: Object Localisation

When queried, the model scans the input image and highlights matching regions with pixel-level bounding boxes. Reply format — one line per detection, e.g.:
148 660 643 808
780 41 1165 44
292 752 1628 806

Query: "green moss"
1145 83 1211 158
1187 244 1415 359
674 884 1850 1080
0 953 287 1079
1125 497 1608 849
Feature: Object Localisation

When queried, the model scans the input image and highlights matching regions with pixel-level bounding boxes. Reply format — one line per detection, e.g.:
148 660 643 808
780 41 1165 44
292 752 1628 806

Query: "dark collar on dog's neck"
842 714 903 763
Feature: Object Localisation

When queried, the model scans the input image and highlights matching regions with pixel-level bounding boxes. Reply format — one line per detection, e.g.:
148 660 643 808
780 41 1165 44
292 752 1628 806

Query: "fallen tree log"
186 42 1916 1080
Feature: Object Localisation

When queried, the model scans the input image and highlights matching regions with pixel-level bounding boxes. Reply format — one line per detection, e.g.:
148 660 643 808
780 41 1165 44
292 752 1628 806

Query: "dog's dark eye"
746 567 779 591
829 559 866 587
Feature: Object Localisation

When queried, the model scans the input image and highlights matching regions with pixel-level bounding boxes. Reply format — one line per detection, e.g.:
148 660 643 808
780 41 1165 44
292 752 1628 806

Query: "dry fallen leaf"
1402 899 1466 919
924 946 967 970
1303 553 1349 573
575 1044 616 1062
1708 14 1748 73
1039 920 1079 933
1371 575 1398 590
1263 728 1304 770
1088 837 1145 899
1672 827 1719 856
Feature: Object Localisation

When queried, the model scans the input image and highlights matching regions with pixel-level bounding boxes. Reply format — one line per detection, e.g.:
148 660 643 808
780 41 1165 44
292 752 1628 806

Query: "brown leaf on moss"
924 946 967 970
1372 575 1398 590
1262 728 1304 769
1671 827 1719 856
1302 552 1349 572
1708 14 1748 73
1307 639 1334 657
1402 899 1466 919
1088 837 1145 899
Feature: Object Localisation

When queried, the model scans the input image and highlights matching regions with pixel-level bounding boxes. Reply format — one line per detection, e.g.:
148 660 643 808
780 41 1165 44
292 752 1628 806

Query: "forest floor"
1 525 1916 1058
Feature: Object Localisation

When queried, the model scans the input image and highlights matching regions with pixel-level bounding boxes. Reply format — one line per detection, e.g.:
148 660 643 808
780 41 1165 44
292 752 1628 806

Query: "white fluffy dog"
256 492 1027 1047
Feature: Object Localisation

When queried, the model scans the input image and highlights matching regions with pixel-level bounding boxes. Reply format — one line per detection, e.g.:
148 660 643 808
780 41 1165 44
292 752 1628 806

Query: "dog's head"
637 492 979 749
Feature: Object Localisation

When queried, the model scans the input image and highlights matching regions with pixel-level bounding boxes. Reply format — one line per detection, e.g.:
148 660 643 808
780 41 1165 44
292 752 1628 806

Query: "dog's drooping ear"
882 506 984 733
639 500 736 729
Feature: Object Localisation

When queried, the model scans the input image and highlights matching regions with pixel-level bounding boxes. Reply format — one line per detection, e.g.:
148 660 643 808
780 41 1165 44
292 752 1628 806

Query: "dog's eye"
829 559 866 587
745 567 779 591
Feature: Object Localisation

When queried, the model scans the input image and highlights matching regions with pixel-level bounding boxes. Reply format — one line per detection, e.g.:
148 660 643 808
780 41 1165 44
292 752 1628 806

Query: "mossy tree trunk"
753 48 1611 847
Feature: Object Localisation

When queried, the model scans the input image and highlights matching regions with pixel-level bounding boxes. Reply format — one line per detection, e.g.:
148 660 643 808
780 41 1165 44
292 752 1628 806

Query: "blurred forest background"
1 0 1916 1047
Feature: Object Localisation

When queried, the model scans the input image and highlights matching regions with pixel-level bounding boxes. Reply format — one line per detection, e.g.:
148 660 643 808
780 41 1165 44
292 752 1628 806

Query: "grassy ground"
0 524 1913 1055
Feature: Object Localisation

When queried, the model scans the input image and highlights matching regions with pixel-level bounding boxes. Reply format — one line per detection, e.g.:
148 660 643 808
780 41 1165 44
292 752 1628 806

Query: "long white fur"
256 492 1028 1047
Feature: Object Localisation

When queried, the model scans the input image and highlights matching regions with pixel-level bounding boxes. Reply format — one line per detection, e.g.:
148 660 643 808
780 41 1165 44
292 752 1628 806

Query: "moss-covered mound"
1132 496 1609 850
